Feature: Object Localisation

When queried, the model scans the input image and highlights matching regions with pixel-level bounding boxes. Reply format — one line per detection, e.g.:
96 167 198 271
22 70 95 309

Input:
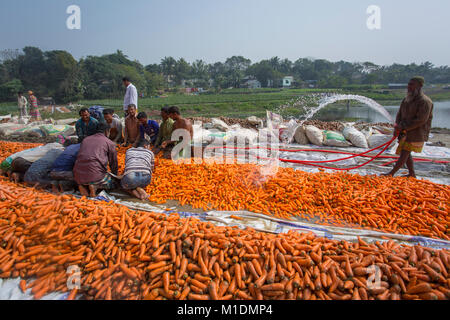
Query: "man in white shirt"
123 77 138 118
17 91 28 119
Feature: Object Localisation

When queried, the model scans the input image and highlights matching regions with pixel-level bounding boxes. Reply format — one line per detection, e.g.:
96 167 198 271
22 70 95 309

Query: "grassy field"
1 87 450 119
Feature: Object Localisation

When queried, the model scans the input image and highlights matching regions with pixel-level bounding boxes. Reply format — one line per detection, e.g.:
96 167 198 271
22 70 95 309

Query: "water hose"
204 140 450 165
204 135 449 171
277 136 396 171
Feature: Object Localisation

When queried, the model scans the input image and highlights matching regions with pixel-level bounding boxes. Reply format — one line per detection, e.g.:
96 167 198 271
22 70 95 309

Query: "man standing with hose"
382 76 433 178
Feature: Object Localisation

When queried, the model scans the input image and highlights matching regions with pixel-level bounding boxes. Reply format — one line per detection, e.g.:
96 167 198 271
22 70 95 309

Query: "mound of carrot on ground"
0 141 448 241
0 141 42 163
118 146 450 240
0 181 449 300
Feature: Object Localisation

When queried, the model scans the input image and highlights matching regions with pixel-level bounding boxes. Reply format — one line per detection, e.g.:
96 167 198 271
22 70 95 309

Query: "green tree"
145 64 161 74
0 64 8 84
144 71 164 95
191 59 209 86
173 58 191 85
115 64 146 95
279 58 293 75
247 60 281 87
208 62 226 89
0 79 23 101
160 56 177 81
45 50 82 102
293 58 316 80
318 75 348 88
224 56 251 88
15 47 47 94
268 56 281 72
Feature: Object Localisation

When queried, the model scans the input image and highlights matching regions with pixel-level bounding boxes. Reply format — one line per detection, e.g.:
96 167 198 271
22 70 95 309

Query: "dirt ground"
429 129 450 147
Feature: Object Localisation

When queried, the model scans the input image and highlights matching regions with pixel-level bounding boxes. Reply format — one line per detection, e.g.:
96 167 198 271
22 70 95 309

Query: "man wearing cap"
383 76 433 178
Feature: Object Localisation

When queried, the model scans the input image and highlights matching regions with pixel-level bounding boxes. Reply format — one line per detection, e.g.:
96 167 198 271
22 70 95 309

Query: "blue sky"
1 0 449 66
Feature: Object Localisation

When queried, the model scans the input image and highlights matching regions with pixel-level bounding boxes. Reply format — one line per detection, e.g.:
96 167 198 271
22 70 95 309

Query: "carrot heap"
0 141 42 164
0 181 449 300
1 141 449 240
134 156 449 240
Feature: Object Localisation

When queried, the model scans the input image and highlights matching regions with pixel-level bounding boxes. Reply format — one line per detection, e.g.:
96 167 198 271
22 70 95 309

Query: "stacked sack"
292 123 394 149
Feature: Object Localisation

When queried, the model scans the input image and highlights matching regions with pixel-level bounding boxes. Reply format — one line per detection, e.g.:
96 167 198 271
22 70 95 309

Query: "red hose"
204 135 449 171
205 141 450 165
277 136 397 171
381 160 397 167
206 139 393 164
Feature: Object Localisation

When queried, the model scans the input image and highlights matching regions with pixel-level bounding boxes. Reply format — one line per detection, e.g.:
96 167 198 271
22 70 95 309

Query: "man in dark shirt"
75 108 99 143
73 123 118 197
24 149 64 188
137 112 160 146
382 76 434 178
49 141 81 192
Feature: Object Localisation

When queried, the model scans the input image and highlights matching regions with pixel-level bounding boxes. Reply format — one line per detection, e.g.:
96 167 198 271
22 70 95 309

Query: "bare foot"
136 187 149 200
401 174 416 179
88 185 97 198
78 185 89 197
59 184 65 193
130 189 142 199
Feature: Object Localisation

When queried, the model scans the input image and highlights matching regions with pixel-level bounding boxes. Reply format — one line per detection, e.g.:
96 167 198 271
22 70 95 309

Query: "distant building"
282 76 294 87
240 76 261 89
388 83 408 89
242 79 261 89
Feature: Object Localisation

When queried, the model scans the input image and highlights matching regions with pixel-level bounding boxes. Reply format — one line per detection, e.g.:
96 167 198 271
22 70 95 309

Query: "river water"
313 100 450 129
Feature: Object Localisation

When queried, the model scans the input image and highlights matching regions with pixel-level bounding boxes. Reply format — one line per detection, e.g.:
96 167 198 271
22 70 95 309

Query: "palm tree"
160 57 177 83
161 57 176 76
269 56 281 72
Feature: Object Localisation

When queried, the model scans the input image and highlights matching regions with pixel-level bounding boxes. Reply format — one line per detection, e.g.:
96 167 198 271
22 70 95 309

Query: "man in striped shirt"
120 141 155 200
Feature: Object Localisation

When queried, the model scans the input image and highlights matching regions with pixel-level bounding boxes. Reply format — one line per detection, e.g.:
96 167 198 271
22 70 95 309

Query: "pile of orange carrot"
1 141 449 241
0 141 42 164
124 154 448 240
0 181 449 300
